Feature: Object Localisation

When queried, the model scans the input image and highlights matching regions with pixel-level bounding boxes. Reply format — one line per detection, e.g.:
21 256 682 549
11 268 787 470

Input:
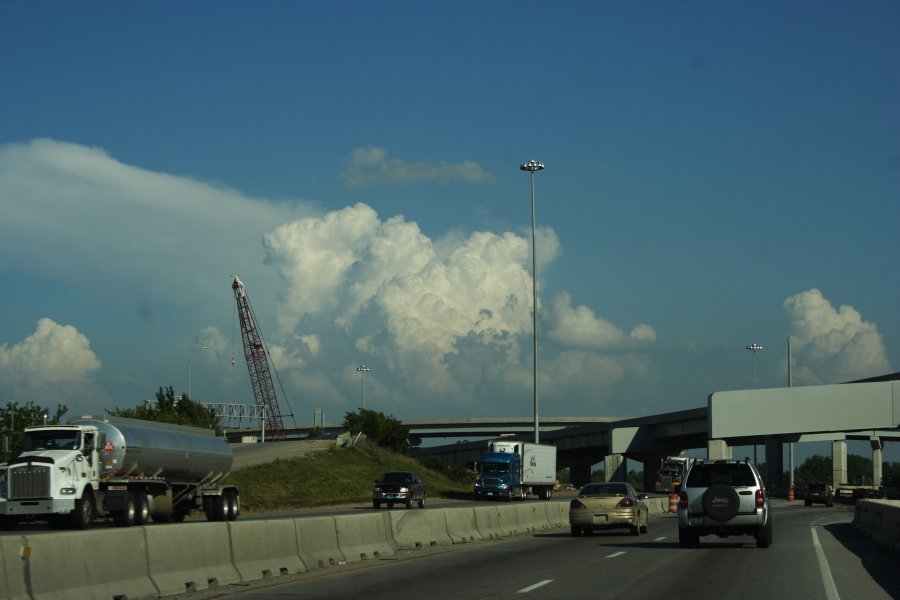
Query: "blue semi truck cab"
473 440 556 501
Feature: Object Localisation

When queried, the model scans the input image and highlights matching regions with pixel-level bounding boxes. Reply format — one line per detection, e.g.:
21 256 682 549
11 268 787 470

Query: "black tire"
405 497 413 509
629 524 639 536
702 484 740 521
418 494 426 509
171 509 187 523
224 489 239 521
204 495 225 521
570 525 581 537
70 490 95 530
114 491 138 527
756 517 772 548
373 500 381 509
640 517 648 534
134 491 151 526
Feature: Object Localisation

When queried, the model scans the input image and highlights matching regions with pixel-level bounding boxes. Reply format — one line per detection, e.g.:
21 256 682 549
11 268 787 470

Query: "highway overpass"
223 375 900 489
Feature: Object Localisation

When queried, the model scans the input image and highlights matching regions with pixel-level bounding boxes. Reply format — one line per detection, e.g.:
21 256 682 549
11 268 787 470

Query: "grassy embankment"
224 440 472 513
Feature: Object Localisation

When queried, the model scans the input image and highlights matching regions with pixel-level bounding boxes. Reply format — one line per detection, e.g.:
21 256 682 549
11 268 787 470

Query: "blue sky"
1 2 897 462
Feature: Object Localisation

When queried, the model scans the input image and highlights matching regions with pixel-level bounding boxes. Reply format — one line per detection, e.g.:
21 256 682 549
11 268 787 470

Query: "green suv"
677 459 772 548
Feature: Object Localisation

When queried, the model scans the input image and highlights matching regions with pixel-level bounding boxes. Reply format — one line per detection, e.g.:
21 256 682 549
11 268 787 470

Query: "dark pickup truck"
373 471 427 509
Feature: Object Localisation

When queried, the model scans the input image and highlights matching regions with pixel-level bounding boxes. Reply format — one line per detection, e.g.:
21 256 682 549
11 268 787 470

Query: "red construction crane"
231 275 286 440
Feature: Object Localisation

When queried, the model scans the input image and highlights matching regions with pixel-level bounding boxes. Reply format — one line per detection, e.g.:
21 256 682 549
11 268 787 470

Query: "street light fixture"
745 343 763 389
356 365 371 410
520 159 544 444
188 346 208 400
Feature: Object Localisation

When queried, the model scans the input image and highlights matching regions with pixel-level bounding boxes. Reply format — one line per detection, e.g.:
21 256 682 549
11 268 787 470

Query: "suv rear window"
686 463 756 487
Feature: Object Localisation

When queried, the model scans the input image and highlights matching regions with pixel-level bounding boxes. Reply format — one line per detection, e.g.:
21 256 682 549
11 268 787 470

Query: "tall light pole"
745 343 763 388
520 159 544 444
746 342 763 465
188 346 208 399
356 365 371 410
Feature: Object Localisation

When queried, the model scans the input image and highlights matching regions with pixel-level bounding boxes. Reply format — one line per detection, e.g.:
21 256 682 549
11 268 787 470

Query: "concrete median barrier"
444 507 483 543
295 515 347 568
335 512 398 562
854 499 900 552
542 501 569 529
21 529 157 600
474 505 524 539
388 509 452 549
146 522 240 597
229 519 306 582
514 503 550 532
1 534 28 600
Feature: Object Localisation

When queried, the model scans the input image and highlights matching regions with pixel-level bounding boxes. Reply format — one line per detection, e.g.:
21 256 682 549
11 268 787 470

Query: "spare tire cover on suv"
702 484 741 521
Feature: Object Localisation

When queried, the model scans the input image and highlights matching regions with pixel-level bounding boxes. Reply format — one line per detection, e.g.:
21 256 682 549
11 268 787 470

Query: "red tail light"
755 489 765 508
570 499 586 509
679 491 688 509
616 497 635 508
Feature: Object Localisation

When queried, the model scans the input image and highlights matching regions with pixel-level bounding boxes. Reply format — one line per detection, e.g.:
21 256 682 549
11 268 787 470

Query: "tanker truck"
473 439 557 501
0 415 239 530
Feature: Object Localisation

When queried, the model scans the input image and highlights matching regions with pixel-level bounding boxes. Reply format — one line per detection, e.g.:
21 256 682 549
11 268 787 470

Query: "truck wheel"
418 494 426 509
171 508 188 523
134 491 151 526
224 490 239 521
114 492 138 527
70 490 95 530
204 496 226 521
405 497 413 509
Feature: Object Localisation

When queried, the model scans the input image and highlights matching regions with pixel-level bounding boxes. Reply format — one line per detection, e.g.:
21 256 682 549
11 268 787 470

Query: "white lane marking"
517 580 553 593
606 551 626 558
654 537 666 542
811 528 841 600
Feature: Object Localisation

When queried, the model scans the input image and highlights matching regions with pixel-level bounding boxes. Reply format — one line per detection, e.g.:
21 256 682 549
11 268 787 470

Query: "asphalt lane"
174 501 900 600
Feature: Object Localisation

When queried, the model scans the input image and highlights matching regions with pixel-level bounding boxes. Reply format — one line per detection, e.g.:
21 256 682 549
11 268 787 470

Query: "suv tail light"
616 497 635 508
755 488 765 508
570 498 586 509
678 491 688 509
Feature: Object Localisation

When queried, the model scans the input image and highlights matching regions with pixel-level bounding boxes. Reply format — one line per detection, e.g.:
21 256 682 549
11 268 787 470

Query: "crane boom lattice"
231 275 286 440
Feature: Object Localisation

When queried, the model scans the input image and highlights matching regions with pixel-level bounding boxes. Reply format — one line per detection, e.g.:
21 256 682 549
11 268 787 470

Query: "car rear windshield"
686 464 756 487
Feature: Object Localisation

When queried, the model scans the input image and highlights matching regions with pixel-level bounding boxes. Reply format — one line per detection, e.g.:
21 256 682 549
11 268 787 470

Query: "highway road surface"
173 500 899 600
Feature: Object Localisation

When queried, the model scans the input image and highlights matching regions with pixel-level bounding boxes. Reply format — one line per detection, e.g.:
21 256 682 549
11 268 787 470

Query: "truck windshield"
481 461 510 473
23 430 81 451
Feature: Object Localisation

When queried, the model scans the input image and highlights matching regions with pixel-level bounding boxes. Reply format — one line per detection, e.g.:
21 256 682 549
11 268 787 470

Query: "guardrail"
0 498 675 600
853 499 900 553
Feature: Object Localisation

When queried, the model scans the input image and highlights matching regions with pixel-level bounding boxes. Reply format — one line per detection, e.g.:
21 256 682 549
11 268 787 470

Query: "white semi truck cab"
0 415 239 530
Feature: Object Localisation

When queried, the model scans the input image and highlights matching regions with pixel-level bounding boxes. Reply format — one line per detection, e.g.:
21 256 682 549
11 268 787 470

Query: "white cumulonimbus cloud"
784 288 891 384
0 318 102 406
1 138 660 417
340 146 494 187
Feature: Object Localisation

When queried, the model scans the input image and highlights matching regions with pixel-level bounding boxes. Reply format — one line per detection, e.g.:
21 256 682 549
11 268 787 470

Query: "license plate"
592 515 608 523
689 517 704 527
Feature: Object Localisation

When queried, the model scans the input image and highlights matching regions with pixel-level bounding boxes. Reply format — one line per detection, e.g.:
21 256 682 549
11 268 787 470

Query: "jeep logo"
711 496 730 506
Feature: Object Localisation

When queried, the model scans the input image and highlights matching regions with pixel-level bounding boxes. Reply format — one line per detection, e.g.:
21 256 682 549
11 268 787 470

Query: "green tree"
109 386 222 434
796 455 833 485
627 469 644 491
1 401 68 461
342 408 410 453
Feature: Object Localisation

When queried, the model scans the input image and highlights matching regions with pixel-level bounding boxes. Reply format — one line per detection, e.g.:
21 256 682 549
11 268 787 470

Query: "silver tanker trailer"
0 415 239 530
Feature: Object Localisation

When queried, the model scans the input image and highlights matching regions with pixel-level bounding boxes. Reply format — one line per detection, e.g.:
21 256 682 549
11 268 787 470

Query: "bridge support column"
568 459 594 488
707 439 731 460
643 460 660 494
871 439 883 487
604 454 626 482
765 440 784 491
832 441 847 486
